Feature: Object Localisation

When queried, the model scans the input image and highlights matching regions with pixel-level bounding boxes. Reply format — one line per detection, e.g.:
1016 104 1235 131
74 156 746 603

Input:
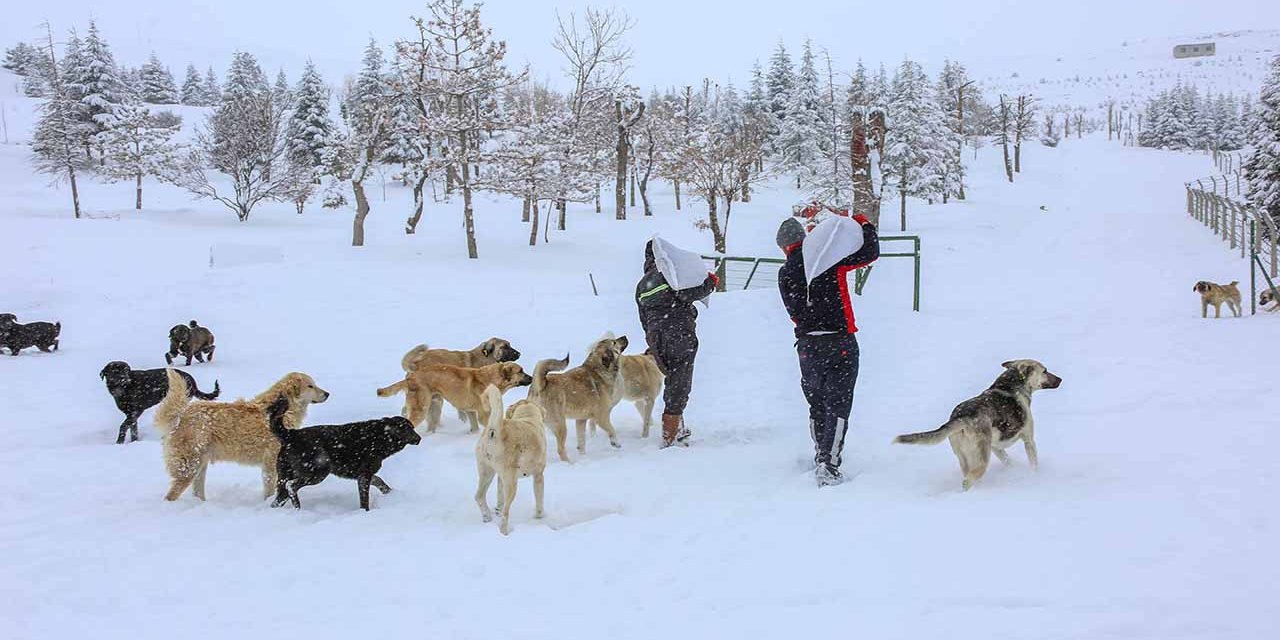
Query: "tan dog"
1260 284 1279 312
154 369 329 501
475 385 547 535
399 338 521 426
894 360 1061 491
1193 280 1242 318
376 362 533 433
529 335 628 462
609 353 664 438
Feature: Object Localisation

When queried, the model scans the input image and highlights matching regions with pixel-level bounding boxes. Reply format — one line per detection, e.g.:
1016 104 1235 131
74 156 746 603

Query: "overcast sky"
4 1 1277 89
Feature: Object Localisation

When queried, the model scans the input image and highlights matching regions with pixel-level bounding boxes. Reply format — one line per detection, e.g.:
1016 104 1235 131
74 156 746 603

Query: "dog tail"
401 344 430 372
191 379 221 401
154 368 192 436
265 394 292 440
530 354 570 398
894 419 965 446
377 379 410 398
483 385 504 435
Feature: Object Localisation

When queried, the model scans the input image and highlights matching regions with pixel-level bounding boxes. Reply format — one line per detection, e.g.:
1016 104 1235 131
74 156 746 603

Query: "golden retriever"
154 369 329 502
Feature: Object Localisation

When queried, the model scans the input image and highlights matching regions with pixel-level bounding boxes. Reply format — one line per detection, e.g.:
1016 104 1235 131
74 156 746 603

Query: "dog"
894 359 1062 491
529 335 628 462
1192 281 1242 318
100 361 220 444
475 385 547 534
166 320 216 365
376 362 533 433
615 353 664 438
0 313 61 355
1260 284 1280 312
398 338 522 424
154 368 329 501
265 395 421 511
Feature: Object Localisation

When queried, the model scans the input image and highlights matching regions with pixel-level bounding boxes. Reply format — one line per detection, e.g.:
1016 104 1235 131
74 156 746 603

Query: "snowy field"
3 112 1279 637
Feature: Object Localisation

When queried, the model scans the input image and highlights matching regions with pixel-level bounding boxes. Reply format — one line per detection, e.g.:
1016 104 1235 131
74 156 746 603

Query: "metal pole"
1251 222 1257 315
913 236 921 312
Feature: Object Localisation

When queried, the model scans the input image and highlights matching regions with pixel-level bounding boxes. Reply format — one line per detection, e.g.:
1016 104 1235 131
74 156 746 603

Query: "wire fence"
1184 177 1279 314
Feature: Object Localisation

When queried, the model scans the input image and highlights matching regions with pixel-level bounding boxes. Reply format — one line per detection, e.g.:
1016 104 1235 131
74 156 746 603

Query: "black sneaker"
815 463 844 487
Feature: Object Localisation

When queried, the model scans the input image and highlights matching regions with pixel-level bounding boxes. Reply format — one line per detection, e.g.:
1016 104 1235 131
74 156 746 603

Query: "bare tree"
401 0 525 258
1013 94 1036 173
167 92 307 221
613 89 644 219
551 7 633 230
997 95 1014 183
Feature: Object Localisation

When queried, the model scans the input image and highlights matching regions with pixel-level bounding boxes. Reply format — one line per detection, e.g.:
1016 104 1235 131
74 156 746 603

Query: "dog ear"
1001 360 1017 370
616 335 629 352
481 340 495 358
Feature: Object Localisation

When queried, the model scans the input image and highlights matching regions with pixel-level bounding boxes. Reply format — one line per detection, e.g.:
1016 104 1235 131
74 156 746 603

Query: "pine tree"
765 41 794 122
285 60 334 172
181 64 204 105
222 52 268 103
69 21 128 142
934 60 970 201
774 40 824 186
30 24 91 218
96 103 180 209
272 69 293 110
883 58 950 230
1245 54 1280 226
2 42 40 75
870 64 890 106
202 66 221 105
140 53 179 104
328 38 395 246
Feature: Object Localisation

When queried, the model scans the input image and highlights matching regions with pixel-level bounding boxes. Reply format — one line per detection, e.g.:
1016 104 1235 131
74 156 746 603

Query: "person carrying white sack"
776 213 880 486
635 236 718 448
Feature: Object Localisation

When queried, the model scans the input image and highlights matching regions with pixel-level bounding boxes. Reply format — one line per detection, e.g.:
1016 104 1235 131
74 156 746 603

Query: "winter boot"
661 414 688 449
815 462 844 488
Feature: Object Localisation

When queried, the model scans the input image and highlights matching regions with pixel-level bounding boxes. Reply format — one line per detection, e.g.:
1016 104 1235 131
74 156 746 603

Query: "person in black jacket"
776 215 880 486
635 240 718 448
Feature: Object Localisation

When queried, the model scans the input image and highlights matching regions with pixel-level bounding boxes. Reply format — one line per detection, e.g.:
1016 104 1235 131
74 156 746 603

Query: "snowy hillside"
979 29 1280 114
3 72 1278 640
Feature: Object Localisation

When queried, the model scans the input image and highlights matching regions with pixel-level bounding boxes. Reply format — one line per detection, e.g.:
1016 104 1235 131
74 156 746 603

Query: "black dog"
266 395 421 511
0 313 61 355
166 320 216 365
99 361 220 444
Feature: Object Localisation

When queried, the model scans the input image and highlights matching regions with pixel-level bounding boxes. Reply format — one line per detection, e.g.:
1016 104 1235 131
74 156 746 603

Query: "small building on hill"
1173 43 1216 59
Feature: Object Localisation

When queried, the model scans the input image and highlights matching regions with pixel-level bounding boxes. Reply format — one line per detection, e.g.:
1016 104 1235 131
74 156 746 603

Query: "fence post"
913 236 921 312
1251 222 1257 315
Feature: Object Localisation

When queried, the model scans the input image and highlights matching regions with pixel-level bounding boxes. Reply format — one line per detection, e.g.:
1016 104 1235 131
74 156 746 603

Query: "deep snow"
1 99 1277 638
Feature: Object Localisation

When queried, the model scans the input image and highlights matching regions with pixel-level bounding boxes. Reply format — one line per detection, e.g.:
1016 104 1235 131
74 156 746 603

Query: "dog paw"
610 440 621 449
534 510 544 519
500 522 511 536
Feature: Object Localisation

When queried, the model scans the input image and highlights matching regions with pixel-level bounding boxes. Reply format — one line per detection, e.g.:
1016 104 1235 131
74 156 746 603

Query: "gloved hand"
707 272 720 287
852 213 871 226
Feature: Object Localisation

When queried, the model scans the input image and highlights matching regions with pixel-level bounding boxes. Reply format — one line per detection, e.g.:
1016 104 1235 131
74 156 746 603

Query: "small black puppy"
165 320 216 366
0 313 61 355
99 361 220 444
266 395 421 511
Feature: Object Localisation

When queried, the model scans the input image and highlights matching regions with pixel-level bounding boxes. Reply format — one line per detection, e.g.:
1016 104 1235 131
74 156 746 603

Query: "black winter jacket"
635 241 716 332
777 218 880 338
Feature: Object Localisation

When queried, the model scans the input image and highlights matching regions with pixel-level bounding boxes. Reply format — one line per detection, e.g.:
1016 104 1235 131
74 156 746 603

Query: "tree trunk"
445 164 456 194
1002 138 1013 182
739 167 751 202
461 163 478 259
1014 141 1022 173
899 167 908 232
674 180 681 210
629 164 637 207
615 122 627 221
957 85 967 200
640 160 653 217
405 173 428 234
135 172 143 210
594 184 601 214
529 198 539 246
522 195 531 223
557 198 566 231
352 179 370 247
706 190 728 291
68 166 81 219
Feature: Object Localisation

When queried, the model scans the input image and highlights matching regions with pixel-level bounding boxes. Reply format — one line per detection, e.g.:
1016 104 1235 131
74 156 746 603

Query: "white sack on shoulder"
802 216 864 285
651 236 709 291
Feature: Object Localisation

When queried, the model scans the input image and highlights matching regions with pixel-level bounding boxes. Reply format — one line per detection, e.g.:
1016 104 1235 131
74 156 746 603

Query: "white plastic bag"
802 216 864 285
651 236 709 291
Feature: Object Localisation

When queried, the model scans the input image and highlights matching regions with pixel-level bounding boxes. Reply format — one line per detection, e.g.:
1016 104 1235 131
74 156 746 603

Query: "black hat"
776 217 806 249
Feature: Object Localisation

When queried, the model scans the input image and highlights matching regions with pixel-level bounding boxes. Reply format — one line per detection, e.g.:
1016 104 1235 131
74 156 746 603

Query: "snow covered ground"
2 105 1278 638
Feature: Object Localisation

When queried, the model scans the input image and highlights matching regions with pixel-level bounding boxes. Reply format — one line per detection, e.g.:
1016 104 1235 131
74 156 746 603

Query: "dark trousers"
797 333 860 467
644 325 697 416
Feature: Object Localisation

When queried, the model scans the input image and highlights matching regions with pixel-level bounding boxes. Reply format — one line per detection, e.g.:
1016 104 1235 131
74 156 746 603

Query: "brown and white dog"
1193 280 1242 318
1259 284 1279 312
529 335 628 462
376 362 533 433
475 385 547 535
154 369 329 501
894 360 1062 491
